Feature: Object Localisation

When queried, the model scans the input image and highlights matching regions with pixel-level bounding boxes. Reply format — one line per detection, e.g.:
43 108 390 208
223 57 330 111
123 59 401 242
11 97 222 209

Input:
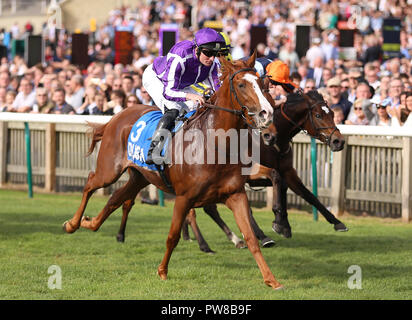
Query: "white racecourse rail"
0 112 411 222
1 112 412 136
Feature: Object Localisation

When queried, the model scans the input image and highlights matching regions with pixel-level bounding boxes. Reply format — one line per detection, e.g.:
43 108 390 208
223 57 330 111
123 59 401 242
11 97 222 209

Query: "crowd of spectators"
0 0 411 127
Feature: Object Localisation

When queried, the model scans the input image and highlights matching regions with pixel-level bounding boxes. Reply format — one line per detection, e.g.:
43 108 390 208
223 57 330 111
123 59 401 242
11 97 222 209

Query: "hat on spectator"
266 60 298 91
327 77 341 87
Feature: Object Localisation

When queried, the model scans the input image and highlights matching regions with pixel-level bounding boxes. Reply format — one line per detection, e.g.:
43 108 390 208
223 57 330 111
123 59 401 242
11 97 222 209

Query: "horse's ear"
219 56 234 75
246 50 257 68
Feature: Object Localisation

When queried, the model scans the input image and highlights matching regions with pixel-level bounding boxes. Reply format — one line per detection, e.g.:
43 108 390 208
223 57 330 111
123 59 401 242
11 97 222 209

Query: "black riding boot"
146 109 179 165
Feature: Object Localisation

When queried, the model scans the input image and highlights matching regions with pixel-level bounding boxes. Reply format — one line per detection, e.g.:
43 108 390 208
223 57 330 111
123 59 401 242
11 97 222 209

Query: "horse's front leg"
226 192 282 290
249 208 276 247
158 196 193 280
116 198 135 243
283 167 348 232
185 208 215 253
203 204 246 249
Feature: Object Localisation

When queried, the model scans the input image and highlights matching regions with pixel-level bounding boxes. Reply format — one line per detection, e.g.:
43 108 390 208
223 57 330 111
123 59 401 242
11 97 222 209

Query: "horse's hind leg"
203 204 246 249
158 196 192 280
81 168 149 232
185 209 215 253
63 167 123 233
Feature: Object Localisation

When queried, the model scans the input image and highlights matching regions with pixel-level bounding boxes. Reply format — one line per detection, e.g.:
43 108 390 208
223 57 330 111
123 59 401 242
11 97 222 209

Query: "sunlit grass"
0 189 411 300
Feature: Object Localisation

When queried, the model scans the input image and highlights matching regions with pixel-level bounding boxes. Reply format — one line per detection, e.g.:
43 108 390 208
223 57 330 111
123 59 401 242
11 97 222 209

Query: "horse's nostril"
263 133 271 141
259 110 267 119
333 139 345 146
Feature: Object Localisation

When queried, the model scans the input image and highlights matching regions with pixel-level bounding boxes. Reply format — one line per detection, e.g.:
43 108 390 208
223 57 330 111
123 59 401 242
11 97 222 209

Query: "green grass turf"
0 189 411 300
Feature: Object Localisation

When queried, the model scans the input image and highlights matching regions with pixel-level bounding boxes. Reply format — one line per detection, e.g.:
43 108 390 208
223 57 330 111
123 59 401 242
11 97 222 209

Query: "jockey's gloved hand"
186 93 205 106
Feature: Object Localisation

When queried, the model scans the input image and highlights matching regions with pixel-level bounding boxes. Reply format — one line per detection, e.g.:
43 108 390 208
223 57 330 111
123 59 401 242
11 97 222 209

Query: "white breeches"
142 64 198 113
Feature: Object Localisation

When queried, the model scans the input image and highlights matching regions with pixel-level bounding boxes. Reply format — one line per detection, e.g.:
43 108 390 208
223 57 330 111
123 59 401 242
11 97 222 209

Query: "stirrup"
146 140 166 165
146 153 165 165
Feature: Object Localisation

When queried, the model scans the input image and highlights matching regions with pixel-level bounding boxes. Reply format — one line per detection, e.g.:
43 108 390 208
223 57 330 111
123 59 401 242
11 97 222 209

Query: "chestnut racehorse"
62 53 287 289
178 91 348 252
116 91 348 252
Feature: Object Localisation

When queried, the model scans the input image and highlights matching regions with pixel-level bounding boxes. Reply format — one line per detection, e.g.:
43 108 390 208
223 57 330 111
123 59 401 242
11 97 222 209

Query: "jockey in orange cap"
260 60 301 145
265 60 299 107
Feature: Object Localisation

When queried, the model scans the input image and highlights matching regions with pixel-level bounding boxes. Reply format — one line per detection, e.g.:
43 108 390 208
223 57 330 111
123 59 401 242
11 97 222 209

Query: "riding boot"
146 109 179 165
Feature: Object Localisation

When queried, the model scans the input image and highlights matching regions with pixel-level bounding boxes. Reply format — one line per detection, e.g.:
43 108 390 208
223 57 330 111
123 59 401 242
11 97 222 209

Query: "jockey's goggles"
201 49 219 57
218 49 230 57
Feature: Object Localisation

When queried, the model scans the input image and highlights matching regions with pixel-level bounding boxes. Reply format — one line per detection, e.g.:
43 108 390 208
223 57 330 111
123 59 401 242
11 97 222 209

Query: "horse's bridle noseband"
280 96 338 146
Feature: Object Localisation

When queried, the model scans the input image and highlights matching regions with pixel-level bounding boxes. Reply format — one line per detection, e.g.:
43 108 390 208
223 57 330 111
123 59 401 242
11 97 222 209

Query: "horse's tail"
85 121 108 157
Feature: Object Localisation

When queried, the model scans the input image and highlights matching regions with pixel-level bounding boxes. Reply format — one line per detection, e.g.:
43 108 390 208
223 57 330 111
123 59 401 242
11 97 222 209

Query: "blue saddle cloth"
127 110 196 171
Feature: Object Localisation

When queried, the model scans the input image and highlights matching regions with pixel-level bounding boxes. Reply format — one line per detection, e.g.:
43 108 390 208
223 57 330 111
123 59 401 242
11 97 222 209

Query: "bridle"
204 67 266 130
280 94 339 146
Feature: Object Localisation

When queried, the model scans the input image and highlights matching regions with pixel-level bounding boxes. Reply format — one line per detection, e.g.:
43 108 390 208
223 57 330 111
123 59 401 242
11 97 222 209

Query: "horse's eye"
315 114 321 119
238 83 245 89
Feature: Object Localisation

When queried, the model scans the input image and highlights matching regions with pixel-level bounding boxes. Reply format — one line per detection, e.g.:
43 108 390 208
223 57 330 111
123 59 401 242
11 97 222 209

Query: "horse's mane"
285 92 305 105
305 90 324 102
211 59 248 104
219 59 248 82
285 90 324 106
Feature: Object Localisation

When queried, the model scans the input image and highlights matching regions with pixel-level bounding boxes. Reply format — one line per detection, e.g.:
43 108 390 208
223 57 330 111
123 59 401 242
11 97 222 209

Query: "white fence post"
402 137 412 222
266 186 273 210
45 123 56 192
330 142 347 216
0 121 7 186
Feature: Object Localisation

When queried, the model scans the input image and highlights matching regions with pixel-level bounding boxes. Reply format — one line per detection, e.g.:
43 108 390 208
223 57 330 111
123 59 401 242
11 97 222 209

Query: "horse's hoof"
157 268 168 280
272 223 292 238
334 223 348 232
235 241 247 249
62 221 74 233
265 280 284 290
274 284 284 290
116 234 125 242
261 237 276 248
200 247 215 254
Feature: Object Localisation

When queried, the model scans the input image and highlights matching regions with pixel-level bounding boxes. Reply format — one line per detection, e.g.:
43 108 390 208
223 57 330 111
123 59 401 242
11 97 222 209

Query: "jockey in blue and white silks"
142 28 225 165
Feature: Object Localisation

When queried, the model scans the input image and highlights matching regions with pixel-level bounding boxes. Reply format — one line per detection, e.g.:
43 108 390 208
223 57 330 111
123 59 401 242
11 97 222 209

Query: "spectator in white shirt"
65 74 85 112
305 38 325 69
11 77 36 112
